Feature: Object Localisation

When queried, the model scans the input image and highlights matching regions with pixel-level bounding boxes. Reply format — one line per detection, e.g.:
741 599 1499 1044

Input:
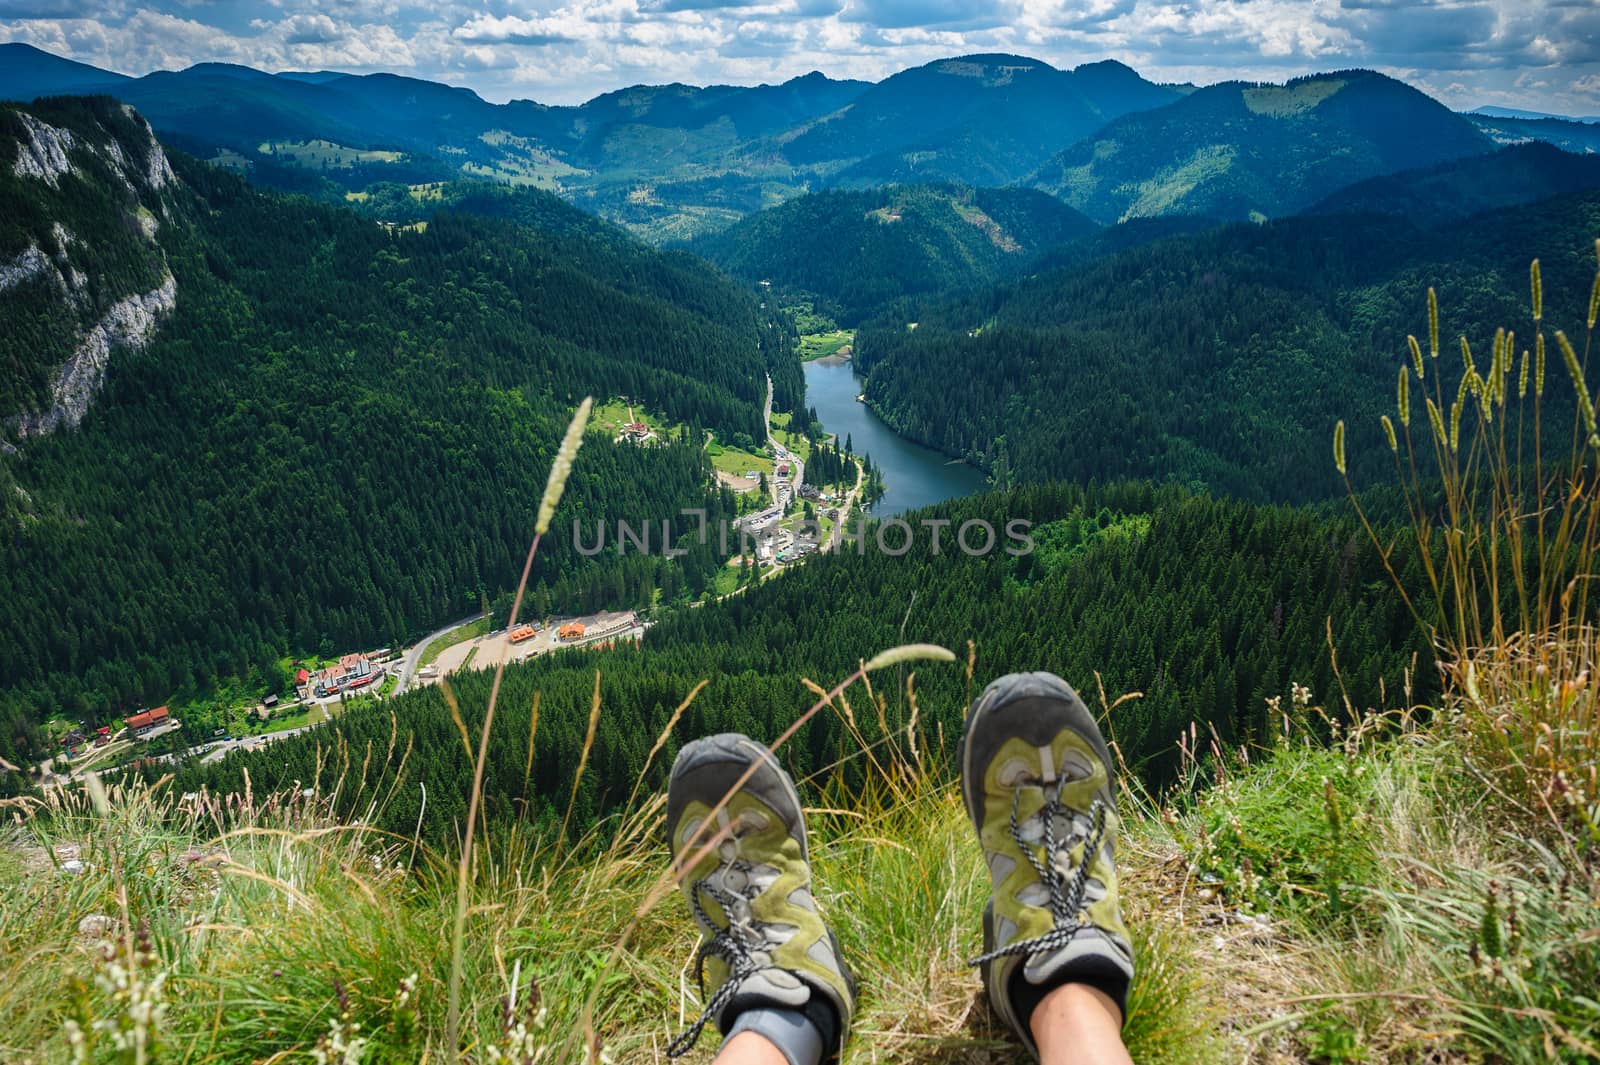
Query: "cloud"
642 0 764 12
1 0 1596 112
281 13 340 44
452 14 580 46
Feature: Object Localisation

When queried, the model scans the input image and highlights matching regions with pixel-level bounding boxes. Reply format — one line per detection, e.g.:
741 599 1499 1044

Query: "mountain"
0 96 794 757
1471 105 1599 124
848 188 1600 502
1467 112 1600 156
1303 142 1600 226
693 184 1098 323
783 55 1181 187
1030 70 1494 224
0 42 128 100
0 99 174 423
0 46 1183 241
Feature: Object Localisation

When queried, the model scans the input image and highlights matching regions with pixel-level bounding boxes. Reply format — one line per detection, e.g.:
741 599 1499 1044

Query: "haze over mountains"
6 42 1598 244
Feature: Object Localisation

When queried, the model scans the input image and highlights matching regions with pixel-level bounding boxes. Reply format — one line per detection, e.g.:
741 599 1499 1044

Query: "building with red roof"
124 705 171 737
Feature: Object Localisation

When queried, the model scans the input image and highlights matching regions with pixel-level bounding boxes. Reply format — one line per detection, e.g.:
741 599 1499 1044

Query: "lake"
803 356 987 518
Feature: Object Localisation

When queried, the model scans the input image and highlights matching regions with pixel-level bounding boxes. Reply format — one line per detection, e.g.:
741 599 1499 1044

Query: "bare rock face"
16 273 177 437
12 112 75 186
4 102 182 436
0 243 49 292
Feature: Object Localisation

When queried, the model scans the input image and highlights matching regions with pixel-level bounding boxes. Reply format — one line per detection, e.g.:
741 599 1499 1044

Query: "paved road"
394 612 483 695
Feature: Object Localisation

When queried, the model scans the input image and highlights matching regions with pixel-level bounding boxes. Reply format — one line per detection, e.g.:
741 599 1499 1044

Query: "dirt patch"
716 470 758 492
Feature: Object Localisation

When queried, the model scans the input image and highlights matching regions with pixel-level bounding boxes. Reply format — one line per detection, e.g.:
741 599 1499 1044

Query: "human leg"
961 672 1137 1064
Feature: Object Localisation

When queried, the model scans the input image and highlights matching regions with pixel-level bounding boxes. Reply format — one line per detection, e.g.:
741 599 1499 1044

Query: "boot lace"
666 860 769 1058
968 781 1108 967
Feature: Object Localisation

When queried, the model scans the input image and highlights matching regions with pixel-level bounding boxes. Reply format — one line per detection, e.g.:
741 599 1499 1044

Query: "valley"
1 37 1599 1064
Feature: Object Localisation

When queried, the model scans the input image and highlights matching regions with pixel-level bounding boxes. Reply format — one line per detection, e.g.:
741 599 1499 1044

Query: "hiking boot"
664 733 853 1060
961 672 1135 1058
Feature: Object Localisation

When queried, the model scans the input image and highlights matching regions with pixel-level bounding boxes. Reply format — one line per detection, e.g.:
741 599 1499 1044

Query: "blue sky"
1 0 1596 112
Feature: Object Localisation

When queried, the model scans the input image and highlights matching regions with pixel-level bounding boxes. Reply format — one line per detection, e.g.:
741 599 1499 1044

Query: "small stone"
60 859 85 875
78 914 116 938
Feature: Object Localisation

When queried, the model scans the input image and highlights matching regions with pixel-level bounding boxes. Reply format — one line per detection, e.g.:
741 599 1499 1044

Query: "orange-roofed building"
124 705 171 737
509 625 536 644
558 622 586 640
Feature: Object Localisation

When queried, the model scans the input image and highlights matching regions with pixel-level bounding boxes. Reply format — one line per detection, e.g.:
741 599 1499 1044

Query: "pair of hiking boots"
664 672 1135 1062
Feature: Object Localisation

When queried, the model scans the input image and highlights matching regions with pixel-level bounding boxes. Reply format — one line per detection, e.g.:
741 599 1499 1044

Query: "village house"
314 653 377 697
124 705 171 738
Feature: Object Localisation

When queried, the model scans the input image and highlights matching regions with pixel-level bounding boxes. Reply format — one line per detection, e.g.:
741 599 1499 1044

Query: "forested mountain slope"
1303 142 1600 226
170 483 1428 840
850 190 1600 501
694 184 1098 323
1030 70 1492 224
0 100 176 425
0 97 787 765
788 55 1180 188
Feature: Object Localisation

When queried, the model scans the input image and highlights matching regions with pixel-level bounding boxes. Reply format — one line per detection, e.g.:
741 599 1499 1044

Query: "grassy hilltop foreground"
2 670 1595 1064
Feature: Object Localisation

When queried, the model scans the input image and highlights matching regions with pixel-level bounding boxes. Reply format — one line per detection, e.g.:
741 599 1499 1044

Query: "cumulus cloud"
1 0 1596 111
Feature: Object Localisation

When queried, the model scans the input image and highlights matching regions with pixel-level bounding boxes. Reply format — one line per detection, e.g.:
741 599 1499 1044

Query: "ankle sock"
725 1007 824 1065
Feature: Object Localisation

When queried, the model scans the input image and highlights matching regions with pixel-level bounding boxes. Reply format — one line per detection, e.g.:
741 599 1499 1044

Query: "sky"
1 0 1597 114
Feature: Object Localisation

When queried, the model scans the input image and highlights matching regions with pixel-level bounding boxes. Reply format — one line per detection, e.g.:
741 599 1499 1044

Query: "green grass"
420 617 488 667
256 703 326 735
798 330 855 361
257 139 403 167
590 398 680 441
705 439 772 479
7 661 1599 1062
710 558 745 597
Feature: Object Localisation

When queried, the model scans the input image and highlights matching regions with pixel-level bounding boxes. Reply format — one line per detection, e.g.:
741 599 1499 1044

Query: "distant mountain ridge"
3 44 1586 244
781 55 1182 188
1029 70 1492 224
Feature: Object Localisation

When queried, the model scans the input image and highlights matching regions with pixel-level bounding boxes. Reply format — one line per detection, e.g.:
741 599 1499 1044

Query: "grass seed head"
1427 397 1447 447
1531 259 1543 323
1449 400 1462 454
1589 272 1599 331
1537 332 1546 396
1333 420 1346 475
537 397 593 535
1519 349 1529 399
1555 330 1597 437
1428 287 1439 357
1398 366 1410 426
1408 335 1426 379
1381 414 1398 453
863 643 956 673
